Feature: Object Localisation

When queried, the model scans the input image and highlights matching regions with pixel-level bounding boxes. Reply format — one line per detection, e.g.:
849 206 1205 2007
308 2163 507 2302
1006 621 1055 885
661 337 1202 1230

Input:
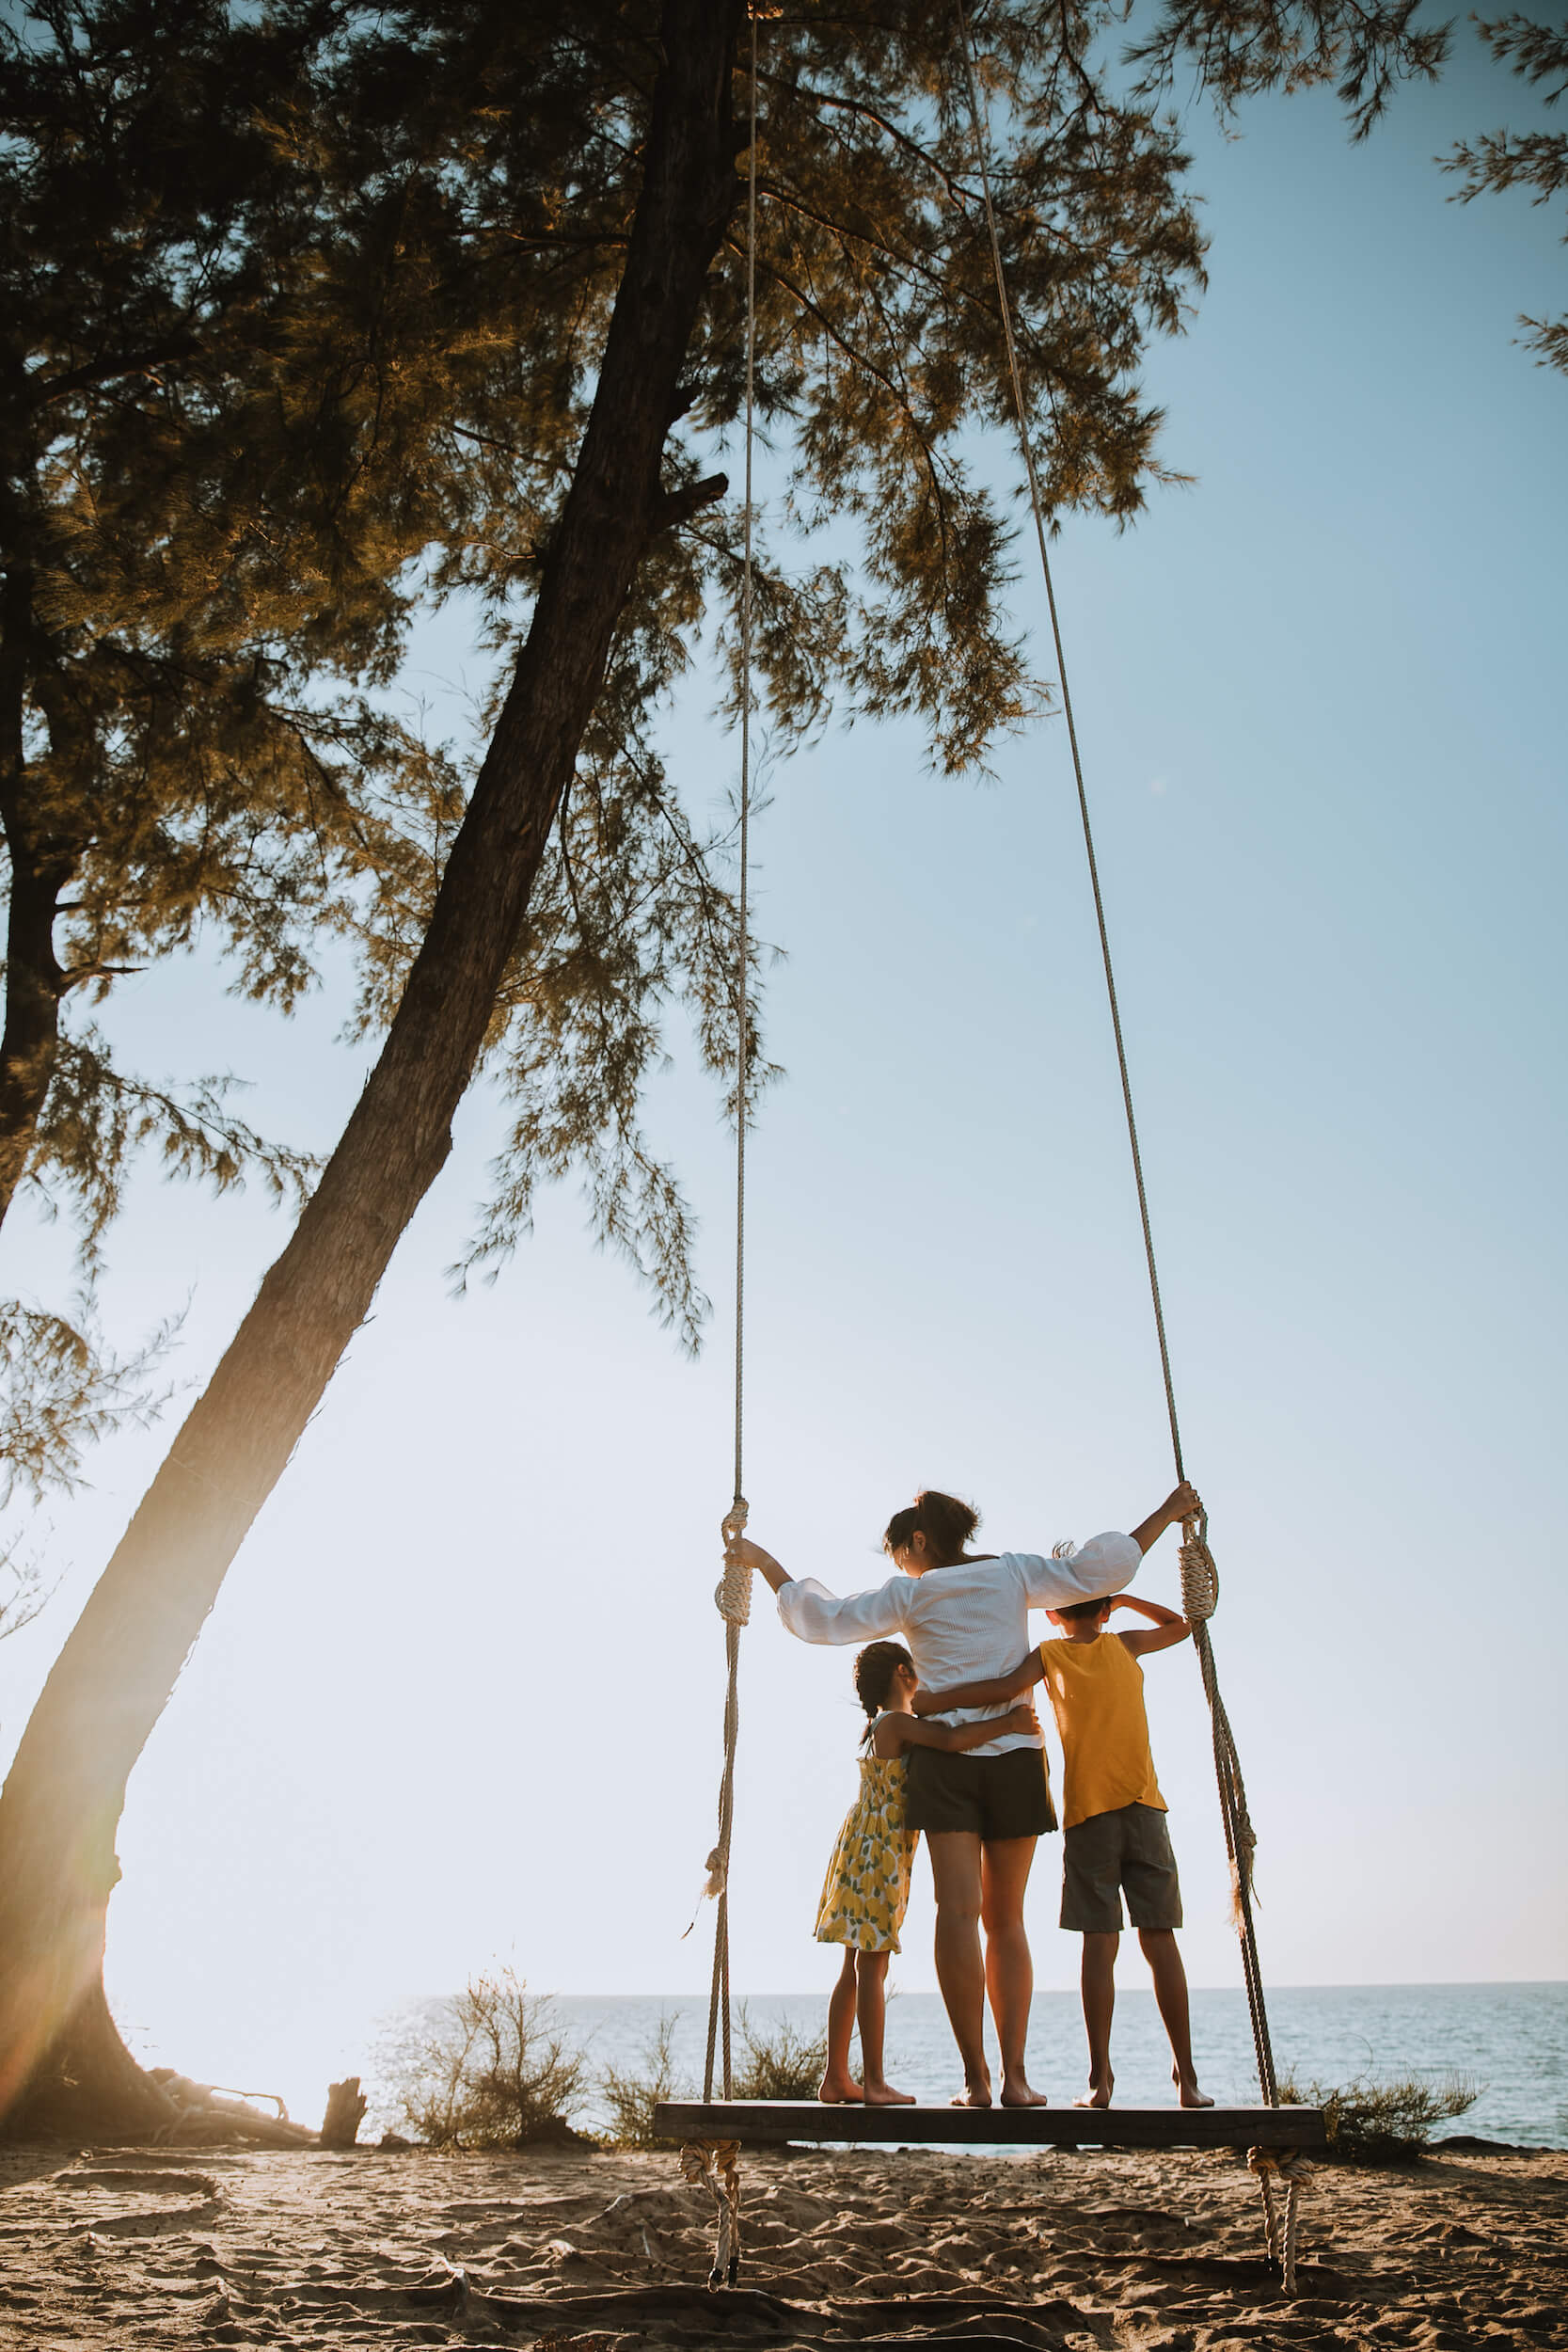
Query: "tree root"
3 1975 314 2147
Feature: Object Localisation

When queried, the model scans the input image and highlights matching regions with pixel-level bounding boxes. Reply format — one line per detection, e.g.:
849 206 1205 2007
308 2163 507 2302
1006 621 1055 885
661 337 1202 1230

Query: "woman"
735 1478 1199 2107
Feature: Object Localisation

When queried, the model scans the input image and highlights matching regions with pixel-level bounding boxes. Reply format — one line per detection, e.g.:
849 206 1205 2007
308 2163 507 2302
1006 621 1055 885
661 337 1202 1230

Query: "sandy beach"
1 2135 1562 2348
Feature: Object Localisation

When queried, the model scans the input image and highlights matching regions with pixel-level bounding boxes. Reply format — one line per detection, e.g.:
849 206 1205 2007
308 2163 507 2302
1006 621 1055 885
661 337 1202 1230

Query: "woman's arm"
729 1535 911 1644
911 1650 1043 1715
1128 1482 1202 1555
890 1704 1040 1754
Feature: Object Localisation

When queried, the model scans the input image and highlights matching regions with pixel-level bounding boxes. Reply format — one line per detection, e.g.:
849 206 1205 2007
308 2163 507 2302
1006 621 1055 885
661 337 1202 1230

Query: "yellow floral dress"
814 1749 918 1953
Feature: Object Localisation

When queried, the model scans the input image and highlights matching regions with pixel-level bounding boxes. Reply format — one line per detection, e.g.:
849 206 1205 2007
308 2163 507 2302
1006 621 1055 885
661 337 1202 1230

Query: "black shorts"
904 1744 1058 1840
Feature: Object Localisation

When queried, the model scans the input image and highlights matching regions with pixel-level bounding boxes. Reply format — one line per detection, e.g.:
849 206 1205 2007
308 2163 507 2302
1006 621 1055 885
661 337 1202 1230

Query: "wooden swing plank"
655 2100 1325 2150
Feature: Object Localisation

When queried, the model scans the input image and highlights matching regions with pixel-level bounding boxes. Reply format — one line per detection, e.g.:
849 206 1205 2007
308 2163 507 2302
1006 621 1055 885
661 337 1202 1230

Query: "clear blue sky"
3 31 1563 2117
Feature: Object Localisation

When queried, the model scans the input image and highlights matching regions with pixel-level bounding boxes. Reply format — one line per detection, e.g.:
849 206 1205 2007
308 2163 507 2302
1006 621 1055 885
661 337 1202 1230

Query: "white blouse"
777 1534 1142 1757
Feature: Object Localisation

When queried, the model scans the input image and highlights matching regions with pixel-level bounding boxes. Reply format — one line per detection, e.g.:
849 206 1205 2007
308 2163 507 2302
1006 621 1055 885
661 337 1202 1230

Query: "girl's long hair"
854 1640 913 1742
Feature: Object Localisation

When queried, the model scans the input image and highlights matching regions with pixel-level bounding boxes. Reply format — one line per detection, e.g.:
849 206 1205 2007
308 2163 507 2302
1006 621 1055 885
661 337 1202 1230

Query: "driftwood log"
147 2069 316 2148
321 2076 368 2150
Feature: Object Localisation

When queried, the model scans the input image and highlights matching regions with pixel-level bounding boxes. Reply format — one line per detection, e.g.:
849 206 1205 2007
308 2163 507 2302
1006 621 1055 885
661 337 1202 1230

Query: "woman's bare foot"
818 2073 864 2105
864 2080 917 2106
1174 2065 1214 2109
951 2066 993 2107
1073 2073 1114 2109
1000 2072 1050 2107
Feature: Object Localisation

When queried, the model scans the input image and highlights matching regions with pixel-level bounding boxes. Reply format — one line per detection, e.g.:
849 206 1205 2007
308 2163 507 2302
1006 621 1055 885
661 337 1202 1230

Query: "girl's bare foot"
1073 2074 1114 2109
1174 2065 1214 2109
1000 2073 1050 2107
864 2080 917 2106
818 2073 864 2105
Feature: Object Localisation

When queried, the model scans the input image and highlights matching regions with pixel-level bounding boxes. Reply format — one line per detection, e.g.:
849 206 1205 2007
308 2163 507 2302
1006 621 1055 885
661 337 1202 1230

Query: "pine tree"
0 0 468 1488
0 0 1447 2132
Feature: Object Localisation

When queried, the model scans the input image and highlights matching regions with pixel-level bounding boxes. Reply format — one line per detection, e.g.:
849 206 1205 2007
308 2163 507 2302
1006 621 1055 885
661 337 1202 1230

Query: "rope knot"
1179 1511 1219 1623
1247 2144 1311 2296
716 1496 752 1625
681 2137 742 2290
1247 2146 1313 2188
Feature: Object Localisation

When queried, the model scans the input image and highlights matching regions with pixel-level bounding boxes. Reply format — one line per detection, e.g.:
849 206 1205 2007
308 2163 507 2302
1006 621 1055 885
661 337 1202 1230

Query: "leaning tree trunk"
0 0 743 2132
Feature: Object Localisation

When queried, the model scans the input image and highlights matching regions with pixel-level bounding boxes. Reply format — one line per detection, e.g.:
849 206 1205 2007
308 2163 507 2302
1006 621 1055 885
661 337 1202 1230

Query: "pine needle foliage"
1 0 1458 1490
1443 14 1568 373
1128 0 1449 139
0 0 494 1490
0 0 453 1218
0 1297 180 1509
0 1545 51 1646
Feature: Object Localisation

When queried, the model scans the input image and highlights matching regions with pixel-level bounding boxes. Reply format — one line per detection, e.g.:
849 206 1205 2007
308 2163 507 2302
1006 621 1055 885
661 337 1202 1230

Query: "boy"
915 1588 1212 2109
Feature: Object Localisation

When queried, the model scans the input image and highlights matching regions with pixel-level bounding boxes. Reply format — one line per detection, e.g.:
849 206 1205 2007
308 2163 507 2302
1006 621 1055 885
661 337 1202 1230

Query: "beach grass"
734 2003 828 2100
598 2011 682 2148
400 1968 591 2149
1280 2067 1481 2162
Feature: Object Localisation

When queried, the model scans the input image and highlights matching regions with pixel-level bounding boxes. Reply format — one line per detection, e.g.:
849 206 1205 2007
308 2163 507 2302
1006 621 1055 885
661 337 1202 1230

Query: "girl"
816 1638 1038 2105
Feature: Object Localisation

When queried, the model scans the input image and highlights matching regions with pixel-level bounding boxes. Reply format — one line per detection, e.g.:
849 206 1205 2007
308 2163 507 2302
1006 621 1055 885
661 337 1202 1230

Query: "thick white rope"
701 6 761 2110
951 2 1280 2113
1249 2146 1313 2295
680 2137 743 2289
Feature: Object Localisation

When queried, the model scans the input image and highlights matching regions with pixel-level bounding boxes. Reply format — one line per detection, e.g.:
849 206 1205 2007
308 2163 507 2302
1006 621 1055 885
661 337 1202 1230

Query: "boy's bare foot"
818 2074 864 2105
1073 2074 1114 2109
1000 2073 1050 2107
1174 2066 1214 2109
864 2081 917 2106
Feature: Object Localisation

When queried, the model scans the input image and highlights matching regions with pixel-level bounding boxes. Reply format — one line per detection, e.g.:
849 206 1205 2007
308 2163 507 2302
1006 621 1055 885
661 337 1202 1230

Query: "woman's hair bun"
881 1488 979 1564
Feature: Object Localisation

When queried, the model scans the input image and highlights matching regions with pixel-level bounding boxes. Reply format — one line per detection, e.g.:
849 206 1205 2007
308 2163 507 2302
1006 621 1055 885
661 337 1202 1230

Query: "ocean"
366 1981 1566 2149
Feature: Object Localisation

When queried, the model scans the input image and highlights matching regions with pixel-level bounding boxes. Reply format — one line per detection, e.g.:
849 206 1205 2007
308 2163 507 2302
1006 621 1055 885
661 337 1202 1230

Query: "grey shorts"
1061 1802 1182 1933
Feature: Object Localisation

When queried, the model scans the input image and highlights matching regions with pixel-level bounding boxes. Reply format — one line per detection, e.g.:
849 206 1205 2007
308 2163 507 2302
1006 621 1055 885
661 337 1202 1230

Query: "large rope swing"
669 3 1319 2300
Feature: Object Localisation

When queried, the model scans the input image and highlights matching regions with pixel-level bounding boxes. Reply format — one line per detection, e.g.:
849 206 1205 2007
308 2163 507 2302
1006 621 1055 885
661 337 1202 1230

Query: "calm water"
369 1981 1566 2149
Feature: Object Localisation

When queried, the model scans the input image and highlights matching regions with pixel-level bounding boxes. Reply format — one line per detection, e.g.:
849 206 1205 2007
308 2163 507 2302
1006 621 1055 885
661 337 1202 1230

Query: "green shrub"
733 2004 827 2101
402 1969 590 2149
1280 2067 1481 2163
598 2011 685 2149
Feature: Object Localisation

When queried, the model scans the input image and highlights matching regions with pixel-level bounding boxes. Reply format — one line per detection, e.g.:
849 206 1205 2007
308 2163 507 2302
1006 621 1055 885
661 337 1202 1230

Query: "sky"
3 26 1564 2124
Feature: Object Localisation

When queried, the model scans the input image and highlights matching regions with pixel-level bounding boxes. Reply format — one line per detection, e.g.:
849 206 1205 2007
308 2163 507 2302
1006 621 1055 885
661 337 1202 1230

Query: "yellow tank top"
1037 1634 1164 1830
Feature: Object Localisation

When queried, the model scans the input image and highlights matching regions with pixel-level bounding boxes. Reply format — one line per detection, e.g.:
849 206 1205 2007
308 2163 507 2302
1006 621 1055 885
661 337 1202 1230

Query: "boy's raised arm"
912 1649 1044 1714
1113 1594 1191 1656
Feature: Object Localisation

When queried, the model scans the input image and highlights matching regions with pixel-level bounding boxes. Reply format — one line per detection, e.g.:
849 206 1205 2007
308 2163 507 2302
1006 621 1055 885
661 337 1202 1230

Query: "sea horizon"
349 1979 1567 2152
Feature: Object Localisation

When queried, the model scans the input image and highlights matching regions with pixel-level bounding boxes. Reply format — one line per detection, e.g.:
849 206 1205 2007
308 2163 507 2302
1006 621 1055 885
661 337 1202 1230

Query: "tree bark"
3 1977 177 2141
0 0 743 2128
